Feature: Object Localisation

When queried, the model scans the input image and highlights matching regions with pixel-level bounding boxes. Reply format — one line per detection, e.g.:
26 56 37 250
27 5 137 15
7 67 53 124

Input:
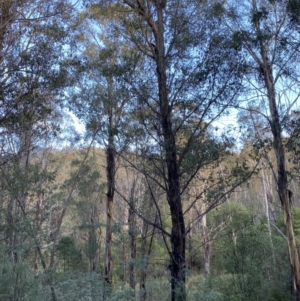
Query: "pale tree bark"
200 203 211 279
221 0 300 297
260 42 300 301
88 205 98 272
251 2 300 298
122 163 144 295
127 175 137 294
261 168 276 271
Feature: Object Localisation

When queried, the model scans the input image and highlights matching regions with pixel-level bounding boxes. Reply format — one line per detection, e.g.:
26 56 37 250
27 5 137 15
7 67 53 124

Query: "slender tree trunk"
0 0 11 55
139 258 147 301
139 209 157 301
36 246 58 301
104 73 115 286
140 229 148 301
89 208 97 273
266 174 277 223
128 209 136 293
128 181 137 294
187 213 193 270
262 168 276 274
201 205 210 279
35 191 44 272
104 133 115 285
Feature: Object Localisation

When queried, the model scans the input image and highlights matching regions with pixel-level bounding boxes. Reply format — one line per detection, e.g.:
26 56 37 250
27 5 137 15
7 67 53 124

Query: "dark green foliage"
210 2 226 18
56 236 84 271
287 0 300 24
1 0 300 300
251 6 269 24
209 203 292 301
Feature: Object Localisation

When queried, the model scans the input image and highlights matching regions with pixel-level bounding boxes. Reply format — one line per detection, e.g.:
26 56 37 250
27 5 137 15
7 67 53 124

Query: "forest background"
1 0 300 300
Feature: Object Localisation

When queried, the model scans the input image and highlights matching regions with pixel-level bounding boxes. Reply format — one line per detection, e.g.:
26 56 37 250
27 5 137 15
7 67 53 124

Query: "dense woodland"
1 0 300 300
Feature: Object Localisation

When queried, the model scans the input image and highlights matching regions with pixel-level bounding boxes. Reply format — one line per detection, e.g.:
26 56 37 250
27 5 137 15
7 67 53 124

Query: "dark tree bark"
92 0 242 299
123 0 186 297
0 0 12 56
154 3 186 299
128 178 137 293
105 122 115 285
128 205 136 291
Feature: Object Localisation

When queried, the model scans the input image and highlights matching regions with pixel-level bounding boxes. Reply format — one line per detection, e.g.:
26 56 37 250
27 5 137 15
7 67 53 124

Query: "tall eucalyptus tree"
70 7 137 290
214 0 300 298
0 1 74 300
83 1 249 300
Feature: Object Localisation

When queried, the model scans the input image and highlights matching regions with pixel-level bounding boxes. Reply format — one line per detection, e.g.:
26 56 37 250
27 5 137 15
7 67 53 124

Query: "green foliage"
56 236 84 271
1 0 300 300
0 243 48 301
55 271 103 301
186 235 203 272
108 286 136 301
277 207 300 244
188 276 221 301
208 203 292 301
251 6 269 24
210 2 226 18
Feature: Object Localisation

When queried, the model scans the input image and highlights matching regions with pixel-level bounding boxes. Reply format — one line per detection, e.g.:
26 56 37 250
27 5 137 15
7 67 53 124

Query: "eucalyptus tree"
0 1 75 300
83 1 252 300
70 7 138 289
213 0 300 299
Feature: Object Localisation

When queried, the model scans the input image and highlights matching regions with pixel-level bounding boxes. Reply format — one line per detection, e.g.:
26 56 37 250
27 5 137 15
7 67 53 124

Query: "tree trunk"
89 207 98 273
155 3 186 300
128 182 137 294
0 0 11 55
104 134 115 285
201 206 210 279
260 42 300 301
261 168 276 275
104 73 115 286
139 231 148 301
140 212 157 301
121 0 186 298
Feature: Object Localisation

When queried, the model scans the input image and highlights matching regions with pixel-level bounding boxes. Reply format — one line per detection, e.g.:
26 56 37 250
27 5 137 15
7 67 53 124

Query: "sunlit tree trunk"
224 0 300 297
261 168 276 272
201 204 210 279
257 27 300 301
